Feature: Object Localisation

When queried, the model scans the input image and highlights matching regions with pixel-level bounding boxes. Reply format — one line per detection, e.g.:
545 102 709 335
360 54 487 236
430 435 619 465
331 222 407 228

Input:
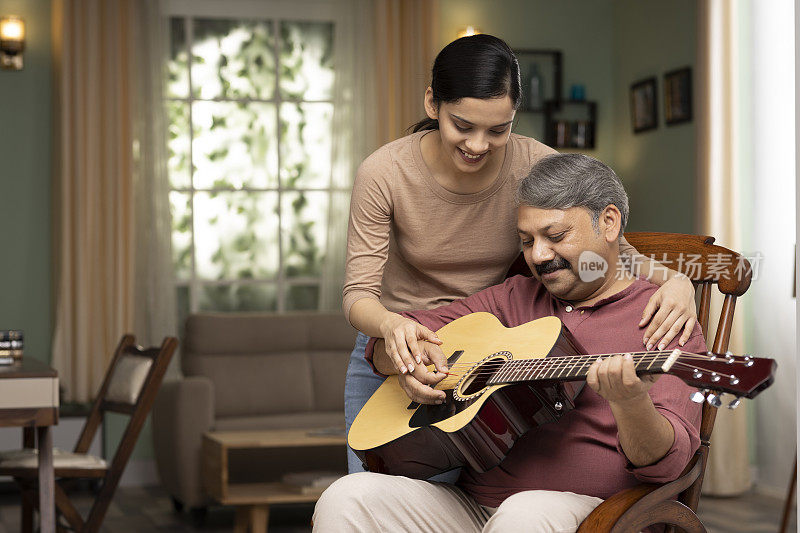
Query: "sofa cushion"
309 351 350 411
183 312 354 358
181 312 355 418
213 411 345 432
307 314 359 351
185 353 314 418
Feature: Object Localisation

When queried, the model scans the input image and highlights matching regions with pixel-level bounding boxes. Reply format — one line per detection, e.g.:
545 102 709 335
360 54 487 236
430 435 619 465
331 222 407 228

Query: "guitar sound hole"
460 355 507 397
462 371 491 396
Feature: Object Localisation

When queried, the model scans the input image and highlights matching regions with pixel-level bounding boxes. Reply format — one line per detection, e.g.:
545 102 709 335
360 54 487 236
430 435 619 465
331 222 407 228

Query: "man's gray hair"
516 153 629 234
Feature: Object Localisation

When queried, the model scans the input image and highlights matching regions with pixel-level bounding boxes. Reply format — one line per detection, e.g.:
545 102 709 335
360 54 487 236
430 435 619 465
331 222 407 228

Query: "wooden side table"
202 428 346 533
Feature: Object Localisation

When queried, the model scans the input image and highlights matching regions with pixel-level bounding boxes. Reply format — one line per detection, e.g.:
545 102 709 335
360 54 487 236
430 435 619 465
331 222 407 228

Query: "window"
165 10 339 325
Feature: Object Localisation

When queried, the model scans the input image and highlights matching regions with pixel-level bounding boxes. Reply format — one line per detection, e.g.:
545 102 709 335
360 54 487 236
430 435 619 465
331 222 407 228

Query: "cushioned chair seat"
0 448 108 470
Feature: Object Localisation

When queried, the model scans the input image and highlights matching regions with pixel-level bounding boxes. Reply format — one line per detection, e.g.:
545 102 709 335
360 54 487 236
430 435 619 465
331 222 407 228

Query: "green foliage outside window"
166 17 335 316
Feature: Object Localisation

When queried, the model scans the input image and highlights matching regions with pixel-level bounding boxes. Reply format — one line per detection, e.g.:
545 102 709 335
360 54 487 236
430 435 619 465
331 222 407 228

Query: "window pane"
198 283 278 312
279 21 334 101
281 191 327 278
280 102 333 189
285 284 319 311
167 101 191 189
176 285 191 331
192 101 278 189
167 18 189 98
194 192 279 280
170 192 193 281
192 18 276 100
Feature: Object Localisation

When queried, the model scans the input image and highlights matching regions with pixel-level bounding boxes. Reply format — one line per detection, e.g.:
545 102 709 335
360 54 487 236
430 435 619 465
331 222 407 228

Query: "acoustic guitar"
348 313 776 479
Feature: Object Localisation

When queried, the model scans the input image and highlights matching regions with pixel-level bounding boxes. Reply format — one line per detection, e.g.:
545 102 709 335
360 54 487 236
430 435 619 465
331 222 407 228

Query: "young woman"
342 34 696 473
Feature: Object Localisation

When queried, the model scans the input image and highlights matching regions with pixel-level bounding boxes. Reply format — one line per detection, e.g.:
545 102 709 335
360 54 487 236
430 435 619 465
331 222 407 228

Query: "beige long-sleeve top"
342 131 558 322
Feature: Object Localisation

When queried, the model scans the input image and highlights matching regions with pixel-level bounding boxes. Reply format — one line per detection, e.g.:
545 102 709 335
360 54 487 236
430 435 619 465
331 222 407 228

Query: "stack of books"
0 330 23 364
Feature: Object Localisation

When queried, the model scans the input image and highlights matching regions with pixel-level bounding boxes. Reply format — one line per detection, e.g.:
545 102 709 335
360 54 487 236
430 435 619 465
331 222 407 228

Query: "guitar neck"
486 351 680 386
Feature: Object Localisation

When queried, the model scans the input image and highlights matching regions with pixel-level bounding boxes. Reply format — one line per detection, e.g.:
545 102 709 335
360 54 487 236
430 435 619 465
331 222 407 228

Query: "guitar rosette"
453 351 514 402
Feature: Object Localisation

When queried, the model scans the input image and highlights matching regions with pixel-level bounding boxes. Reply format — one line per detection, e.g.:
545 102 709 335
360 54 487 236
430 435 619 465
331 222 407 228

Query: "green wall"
610 0 697 232
0 0 52 364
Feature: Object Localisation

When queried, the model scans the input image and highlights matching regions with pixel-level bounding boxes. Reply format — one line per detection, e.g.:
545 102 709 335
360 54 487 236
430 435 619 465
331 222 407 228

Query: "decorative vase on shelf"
528 64 543 110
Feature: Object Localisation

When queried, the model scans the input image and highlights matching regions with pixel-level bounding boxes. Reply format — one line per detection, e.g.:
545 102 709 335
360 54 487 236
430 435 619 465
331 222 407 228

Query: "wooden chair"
577 232 752 533
0 335 178 533
507 231 753 532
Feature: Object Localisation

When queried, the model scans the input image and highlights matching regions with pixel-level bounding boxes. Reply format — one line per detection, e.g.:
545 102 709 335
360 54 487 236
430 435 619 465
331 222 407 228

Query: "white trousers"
313 472 603 533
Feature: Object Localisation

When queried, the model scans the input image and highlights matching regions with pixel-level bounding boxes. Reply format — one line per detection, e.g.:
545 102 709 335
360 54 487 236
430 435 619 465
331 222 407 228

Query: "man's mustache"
535 257 571 276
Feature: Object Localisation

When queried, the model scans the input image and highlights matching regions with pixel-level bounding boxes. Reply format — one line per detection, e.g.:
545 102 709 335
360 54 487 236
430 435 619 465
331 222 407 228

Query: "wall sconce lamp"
0 16 25 71
457 26 482 39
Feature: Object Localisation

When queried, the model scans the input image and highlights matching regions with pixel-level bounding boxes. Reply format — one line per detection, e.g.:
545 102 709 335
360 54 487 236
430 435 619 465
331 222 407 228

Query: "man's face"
517 205 617 302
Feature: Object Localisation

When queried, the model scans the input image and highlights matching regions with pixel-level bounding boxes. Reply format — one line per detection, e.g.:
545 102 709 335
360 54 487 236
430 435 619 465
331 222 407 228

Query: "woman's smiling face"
425 91 516 175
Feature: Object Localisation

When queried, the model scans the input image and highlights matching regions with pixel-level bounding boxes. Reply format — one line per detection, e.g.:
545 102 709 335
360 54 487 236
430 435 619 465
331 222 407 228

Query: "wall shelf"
544 99 597 149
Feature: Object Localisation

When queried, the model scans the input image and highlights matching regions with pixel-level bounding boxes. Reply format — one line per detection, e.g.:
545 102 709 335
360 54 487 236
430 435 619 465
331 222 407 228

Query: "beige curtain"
321 0 440 309
322 0 378 310
696 0 751 495
51 0 175 402
371 0 440 146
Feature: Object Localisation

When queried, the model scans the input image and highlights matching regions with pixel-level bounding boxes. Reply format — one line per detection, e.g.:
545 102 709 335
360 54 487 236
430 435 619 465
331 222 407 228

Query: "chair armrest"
577 455 704 533
152 376 215 507
577 484 660 533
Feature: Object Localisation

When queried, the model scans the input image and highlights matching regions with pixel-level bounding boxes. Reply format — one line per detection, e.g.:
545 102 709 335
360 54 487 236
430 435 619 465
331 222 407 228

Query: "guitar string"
434 362 743 384
430 358 746 382
441 350 740 366
441 356 745 372
441 352 744 369
439 356 742 375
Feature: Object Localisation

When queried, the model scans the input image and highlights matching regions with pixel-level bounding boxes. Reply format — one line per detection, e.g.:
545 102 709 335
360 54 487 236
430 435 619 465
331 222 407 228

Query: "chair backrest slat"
698 282 713 339
622 232 752 515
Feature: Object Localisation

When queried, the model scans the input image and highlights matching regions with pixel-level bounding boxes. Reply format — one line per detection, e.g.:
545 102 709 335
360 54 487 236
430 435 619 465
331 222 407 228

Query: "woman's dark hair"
410 34 521 133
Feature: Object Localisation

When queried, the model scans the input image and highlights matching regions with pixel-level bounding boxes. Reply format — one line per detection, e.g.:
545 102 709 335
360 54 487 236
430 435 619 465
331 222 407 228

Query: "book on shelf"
0 330 23 342
0 339 23 350
0 331 24 363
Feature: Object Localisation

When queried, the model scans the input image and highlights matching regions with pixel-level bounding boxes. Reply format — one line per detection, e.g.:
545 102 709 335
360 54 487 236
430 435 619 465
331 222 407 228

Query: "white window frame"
163 0 345 314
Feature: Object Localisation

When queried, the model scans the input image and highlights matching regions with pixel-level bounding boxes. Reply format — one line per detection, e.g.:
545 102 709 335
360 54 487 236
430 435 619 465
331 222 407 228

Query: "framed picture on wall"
630 77 657 133
664 67 692 125
514 49 563 112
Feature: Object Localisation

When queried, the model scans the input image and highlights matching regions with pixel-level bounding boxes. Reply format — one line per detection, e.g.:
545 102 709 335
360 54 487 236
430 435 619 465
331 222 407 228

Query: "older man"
314 154 704 532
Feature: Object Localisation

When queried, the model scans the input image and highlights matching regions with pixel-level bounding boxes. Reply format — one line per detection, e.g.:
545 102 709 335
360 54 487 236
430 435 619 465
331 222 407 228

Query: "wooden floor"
0 484 793 532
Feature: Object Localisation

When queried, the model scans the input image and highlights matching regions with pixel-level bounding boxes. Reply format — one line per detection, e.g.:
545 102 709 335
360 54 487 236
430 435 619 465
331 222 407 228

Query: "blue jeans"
344 332 385 473
343 332 461 482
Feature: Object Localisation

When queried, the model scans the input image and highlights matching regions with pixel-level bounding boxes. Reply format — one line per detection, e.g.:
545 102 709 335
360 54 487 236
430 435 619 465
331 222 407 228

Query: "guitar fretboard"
485 352 676 386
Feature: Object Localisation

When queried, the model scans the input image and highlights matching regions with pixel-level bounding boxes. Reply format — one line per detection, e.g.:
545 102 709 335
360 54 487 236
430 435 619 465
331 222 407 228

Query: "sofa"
152 312 354 510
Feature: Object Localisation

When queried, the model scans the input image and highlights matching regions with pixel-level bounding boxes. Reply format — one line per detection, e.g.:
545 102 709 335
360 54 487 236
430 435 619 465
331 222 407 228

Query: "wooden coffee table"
202 428 346 533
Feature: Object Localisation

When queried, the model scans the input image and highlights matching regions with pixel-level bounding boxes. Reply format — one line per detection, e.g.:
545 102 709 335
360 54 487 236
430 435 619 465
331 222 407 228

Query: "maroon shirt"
365 275 703 507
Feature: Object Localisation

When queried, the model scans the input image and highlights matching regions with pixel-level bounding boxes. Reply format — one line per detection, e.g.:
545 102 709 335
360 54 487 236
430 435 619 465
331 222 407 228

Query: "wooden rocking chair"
576 232 753 533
